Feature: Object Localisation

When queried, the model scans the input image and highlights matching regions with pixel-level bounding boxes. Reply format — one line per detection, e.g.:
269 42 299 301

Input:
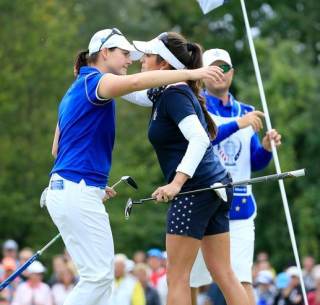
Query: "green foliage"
234 38 320 268
0 0 319 271
0 0 84 259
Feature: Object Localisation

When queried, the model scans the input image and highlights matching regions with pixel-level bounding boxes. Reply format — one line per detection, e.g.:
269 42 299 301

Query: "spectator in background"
51 265 77 305
0 258 19 305
274 271 290 291
308 278 320 305
134 263 161 305
18 248 33 264
312 265 320 280
274 266 303 305
11 261 53 305
256 252 269 263
133 251 147 264
126 259 136 275
18 247 34 280
254 270 277 305
48 255 68 286
2 240 18 262
147 249 166 288
161 252 167 269
303 256 316 291
207 283 226 305
252 252 276 283
106 254 146 305
62 248 77 277
147 249 167 305
197 286 213 305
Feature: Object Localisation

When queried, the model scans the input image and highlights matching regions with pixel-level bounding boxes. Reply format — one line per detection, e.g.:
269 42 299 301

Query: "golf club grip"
233 169 306 186
0 252 40 291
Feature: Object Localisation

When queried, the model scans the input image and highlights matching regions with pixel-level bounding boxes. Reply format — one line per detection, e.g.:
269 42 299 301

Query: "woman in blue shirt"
45 28 222 305
132 32 249 305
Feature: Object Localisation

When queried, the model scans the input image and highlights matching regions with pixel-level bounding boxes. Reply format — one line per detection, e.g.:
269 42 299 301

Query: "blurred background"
0 0 319 302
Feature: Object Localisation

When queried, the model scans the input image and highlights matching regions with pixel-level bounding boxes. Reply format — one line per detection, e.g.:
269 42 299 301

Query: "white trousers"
46 174 114 305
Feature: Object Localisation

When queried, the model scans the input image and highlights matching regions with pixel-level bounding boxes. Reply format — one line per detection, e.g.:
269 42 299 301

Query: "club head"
121 176 138 190
125 198 133 220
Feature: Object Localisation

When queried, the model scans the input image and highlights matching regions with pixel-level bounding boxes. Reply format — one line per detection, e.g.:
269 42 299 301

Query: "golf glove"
40 187 48 208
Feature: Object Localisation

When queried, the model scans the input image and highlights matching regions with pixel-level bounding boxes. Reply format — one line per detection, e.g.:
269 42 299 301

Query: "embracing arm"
52 124 60 159
121 90 153 107
98 66 224 99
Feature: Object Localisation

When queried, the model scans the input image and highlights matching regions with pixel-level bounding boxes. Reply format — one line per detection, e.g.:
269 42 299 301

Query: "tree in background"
0 0 319 269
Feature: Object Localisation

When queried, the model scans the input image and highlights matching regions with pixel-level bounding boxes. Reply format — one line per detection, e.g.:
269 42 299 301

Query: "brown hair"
74 50 99 76
157 32 217 140
73 47 117 76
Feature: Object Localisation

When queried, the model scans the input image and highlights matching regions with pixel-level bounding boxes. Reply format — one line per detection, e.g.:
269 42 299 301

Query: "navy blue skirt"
166 175 233 240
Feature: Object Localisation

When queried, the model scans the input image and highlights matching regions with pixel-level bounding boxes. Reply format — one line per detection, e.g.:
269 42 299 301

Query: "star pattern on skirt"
169 196 193 234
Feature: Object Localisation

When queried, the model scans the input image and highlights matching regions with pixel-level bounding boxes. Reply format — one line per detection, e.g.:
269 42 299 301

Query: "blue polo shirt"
148 84 227 191
50 66 116 187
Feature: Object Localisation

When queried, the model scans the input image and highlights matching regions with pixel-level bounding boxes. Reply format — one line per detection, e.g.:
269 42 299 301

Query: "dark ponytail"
74 50 89 76
161 33 217 140
186 42 217 140
74 50 99 76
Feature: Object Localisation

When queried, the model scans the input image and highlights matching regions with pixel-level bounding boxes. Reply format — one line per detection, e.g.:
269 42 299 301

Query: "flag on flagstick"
197 0 227 14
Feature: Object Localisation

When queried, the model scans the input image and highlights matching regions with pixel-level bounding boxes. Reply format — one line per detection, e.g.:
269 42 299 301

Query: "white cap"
286 266 300 278
125 259 135 273
27 261 46 274
203 48 232 67
133 33 186 70
3 239 18 250
88 28 142 61
256 270 274 285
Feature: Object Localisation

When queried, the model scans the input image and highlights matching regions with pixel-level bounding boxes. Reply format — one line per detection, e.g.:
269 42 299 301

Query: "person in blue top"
45 28 223 305
130 32 249 305
189 48 282 305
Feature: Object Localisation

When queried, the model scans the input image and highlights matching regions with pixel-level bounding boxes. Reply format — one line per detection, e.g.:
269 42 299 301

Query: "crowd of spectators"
1 239 319 305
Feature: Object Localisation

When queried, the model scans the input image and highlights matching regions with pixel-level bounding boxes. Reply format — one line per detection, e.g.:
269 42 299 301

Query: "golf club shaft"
39 233 61 255
137 169 305 203
0 232 62 291
110 180 122 189
0 253 39 291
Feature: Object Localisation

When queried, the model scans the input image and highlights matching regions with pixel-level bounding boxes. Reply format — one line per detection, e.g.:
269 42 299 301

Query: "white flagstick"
239 0 308 303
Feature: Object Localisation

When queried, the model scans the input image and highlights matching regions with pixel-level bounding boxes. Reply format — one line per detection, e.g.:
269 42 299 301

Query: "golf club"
124 169 305 219
0 175 138 292
0 234 61 291
111 175 138 190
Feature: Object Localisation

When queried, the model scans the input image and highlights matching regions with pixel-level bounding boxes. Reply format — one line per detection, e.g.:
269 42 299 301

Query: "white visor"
88 29 142 61
133 35 186 70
